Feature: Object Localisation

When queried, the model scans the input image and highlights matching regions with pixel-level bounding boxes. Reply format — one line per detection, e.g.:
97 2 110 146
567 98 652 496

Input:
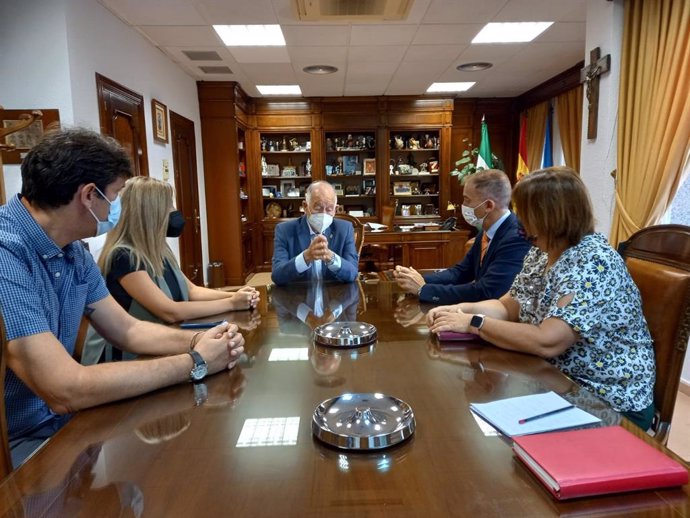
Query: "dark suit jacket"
419 212 531 305
271 216 359 286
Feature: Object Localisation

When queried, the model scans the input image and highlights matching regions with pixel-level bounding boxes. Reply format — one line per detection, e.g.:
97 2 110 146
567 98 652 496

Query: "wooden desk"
0 282 687 517
363 229 470 270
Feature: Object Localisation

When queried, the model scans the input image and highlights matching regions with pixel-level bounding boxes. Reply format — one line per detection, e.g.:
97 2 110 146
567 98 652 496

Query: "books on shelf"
469 391 600 437
513 425 689 500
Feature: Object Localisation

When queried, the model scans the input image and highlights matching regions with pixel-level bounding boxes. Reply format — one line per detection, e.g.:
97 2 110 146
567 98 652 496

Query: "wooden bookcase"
198 83 466 279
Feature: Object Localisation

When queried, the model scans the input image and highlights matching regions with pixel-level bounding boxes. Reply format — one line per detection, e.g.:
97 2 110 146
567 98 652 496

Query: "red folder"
513 426 688 500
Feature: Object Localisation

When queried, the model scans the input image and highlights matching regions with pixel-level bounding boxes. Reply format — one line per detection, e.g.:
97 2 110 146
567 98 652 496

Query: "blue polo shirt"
0 195 109 439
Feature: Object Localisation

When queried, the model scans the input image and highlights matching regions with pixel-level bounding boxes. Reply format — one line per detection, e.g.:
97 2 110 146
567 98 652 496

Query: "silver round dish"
312 393 415 450
313 321 377 348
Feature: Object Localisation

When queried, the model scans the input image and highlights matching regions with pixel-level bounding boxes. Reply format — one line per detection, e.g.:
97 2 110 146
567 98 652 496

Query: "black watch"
469 314 486 334
188 350 208 382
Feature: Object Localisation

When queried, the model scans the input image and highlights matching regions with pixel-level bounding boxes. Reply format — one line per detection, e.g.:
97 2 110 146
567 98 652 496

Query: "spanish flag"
516 115 529 180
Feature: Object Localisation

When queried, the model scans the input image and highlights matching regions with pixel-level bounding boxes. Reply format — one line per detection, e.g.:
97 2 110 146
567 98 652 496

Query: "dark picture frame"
152 98 169 144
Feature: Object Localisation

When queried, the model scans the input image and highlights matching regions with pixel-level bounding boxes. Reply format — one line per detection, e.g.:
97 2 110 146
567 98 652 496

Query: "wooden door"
170 111 203 285
95 73 148 176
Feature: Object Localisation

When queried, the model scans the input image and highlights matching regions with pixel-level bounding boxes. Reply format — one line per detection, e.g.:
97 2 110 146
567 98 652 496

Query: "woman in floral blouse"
428 167 655 430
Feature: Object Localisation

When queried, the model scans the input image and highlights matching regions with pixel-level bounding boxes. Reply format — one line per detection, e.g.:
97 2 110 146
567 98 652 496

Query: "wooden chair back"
618 224 690 444
0 312 13 477
335 213 365 256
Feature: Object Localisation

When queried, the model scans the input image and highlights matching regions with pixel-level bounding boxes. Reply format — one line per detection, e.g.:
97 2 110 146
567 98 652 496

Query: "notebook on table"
513 425 689 500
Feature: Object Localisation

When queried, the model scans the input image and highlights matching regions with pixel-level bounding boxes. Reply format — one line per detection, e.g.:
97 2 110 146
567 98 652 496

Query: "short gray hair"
305 181 336 205
466 169 511 209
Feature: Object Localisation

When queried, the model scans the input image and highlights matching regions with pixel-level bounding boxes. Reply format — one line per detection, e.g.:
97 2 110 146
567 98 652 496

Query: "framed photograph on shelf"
151 99 169 144
280 180 295 196
266 164 280 177
342 155 359 175
363 158 376 176
393 181 412 195
332 183 344 196
282 165 297 177
345 185 361 196
362 178 376 196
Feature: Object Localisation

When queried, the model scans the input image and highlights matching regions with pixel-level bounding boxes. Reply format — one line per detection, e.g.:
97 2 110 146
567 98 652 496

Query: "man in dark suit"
393 169 531 305
272 181 359 285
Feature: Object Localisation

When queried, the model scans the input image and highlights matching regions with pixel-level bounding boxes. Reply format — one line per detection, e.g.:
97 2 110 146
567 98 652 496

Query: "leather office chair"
0 312 13 477
335 213 365 257
361 202 398 271
618 224 690 444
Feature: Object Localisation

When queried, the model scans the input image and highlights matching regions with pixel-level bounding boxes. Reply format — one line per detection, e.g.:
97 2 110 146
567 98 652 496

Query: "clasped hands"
392 265 426 294
194 321 245 371
231 286 260 310
304 234 333 264
426 304 472 334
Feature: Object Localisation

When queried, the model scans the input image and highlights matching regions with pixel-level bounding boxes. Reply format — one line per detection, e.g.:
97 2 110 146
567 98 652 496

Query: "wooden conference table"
0 281 688 517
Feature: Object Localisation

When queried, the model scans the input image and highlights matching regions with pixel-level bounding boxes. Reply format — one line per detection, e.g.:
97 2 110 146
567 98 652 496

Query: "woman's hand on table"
230 286 260 310
428 306 472 334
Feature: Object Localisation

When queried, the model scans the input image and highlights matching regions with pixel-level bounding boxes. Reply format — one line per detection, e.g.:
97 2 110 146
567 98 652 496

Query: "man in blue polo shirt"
393 169 531 305
0 128 245 468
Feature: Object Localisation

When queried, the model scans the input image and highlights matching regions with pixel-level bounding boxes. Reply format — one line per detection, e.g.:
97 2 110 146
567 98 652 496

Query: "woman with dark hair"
428 167 656 430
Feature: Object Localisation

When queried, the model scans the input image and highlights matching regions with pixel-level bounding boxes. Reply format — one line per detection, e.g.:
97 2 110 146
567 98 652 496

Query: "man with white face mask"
394 169 531 305
0 129 245 468
272 181 359 285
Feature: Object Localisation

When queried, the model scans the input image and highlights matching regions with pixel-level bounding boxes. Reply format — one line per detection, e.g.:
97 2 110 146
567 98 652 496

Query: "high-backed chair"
618 224 690 444
0 312 13 477
335 213 365 256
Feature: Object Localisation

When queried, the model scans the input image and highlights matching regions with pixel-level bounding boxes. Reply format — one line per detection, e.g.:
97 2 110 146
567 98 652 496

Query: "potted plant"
450 138 504 184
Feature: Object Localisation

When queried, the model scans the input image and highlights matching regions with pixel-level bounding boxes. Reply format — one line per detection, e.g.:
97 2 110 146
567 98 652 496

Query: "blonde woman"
82 176 259 364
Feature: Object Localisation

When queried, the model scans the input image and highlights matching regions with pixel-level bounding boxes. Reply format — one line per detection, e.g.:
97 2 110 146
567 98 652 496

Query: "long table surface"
0 281 688 517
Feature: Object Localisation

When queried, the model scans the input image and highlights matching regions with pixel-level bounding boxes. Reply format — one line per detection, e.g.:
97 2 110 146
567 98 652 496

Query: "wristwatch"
469 314 486 334
188 350 208 382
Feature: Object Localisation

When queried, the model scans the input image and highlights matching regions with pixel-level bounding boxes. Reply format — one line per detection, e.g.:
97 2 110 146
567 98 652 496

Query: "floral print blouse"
509 233 655 412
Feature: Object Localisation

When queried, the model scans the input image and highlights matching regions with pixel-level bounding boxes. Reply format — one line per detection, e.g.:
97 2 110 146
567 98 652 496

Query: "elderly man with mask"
271 181 359 285
393 169 531 305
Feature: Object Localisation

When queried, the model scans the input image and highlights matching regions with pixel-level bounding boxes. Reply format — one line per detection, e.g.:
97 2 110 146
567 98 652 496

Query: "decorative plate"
266 201 282 218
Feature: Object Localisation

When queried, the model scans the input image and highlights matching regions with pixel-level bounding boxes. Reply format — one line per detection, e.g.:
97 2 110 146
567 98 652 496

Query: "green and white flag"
477 117 493 170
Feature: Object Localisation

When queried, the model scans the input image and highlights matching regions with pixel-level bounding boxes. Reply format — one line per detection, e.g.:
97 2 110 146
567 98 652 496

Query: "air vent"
295 0 412 21
183 50 222 61
199 66 233 74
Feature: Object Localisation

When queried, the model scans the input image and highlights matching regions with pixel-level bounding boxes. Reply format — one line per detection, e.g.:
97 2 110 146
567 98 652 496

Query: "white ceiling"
99 0 587 98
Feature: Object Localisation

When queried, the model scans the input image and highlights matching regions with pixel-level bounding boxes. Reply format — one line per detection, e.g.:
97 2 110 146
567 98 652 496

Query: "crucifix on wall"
580 47 611 140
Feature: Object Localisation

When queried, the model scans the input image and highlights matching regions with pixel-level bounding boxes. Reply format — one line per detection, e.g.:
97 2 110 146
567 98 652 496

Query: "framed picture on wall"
152 99 169 144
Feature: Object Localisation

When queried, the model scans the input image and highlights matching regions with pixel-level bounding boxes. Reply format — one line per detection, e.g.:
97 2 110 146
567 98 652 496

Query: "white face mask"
461 199 488 229
308 212 333 234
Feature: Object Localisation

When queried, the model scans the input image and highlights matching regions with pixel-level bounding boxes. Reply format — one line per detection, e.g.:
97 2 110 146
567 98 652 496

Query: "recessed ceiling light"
472 22 553 43
426 82 475 93
257 85 302 96
456 62 493 72
213 25 286 46
303 65 338 75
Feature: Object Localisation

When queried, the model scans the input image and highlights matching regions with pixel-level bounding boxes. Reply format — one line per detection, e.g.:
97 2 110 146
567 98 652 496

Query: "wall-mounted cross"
580 47 611 140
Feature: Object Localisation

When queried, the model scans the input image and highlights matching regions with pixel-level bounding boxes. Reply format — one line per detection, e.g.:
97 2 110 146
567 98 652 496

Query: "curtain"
524 102 548 171
610 0 690 245
555 85 583 172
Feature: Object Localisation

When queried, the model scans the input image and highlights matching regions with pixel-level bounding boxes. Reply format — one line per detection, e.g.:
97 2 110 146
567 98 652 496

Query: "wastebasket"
208 261 225 288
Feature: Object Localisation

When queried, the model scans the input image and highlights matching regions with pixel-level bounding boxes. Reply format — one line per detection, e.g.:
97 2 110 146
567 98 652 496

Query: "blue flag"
542 104 553 168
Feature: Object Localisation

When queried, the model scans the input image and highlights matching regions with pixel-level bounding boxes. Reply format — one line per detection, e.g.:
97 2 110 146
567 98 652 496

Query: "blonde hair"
99 176 177 278
512 166 594 249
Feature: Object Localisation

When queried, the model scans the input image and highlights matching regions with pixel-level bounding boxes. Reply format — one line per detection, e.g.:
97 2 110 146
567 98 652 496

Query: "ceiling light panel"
472 22 554 43
213 25 286 46
426 82 475 93
257 85 302 95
